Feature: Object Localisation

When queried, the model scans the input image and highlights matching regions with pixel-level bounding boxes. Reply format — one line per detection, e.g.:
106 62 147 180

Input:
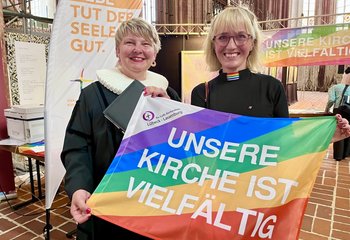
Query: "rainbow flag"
18 140 45 158
262 24 350 67
88 96 336 240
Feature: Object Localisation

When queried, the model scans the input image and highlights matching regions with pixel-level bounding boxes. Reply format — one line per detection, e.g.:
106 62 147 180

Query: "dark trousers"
333 137 350 160
77 216 151 240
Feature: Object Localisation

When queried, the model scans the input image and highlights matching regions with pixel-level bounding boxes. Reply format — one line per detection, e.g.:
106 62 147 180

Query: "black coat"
61 81 180 240
191 69 289 118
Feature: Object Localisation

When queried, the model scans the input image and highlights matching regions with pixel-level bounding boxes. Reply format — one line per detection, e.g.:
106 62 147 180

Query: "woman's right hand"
70 189 92 224
143 86 170 99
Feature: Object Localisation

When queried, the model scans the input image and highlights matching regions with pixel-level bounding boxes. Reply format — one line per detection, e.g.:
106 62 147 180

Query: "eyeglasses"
213 33 252 47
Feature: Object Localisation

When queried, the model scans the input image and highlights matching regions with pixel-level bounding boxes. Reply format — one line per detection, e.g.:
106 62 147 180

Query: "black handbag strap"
204 81 209 108
340 84 349 105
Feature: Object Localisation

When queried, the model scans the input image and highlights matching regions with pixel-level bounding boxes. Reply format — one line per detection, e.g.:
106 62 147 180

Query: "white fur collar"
96 68 169 94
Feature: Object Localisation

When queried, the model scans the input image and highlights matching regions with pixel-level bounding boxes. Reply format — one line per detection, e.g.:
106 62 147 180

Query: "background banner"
262 24 350 67
44 0 142 209
181 51 217 103
88 96 336 240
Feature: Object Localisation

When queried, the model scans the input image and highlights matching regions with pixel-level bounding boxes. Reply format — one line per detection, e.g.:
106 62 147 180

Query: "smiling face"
213 27 253 73
204 6 261 72
116 33 157 80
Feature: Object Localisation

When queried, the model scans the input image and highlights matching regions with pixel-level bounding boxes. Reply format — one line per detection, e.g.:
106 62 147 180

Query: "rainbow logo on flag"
88 96 336 240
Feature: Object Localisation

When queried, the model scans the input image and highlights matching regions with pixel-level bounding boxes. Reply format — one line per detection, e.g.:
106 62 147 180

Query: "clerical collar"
96 68 169 94
220 68 251 82
226 72 239 81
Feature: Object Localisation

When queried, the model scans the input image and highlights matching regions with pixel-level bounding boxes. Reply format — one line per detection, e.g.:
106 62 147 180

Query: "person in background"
61 17 179 240
325 66 350 160
191 6 350 145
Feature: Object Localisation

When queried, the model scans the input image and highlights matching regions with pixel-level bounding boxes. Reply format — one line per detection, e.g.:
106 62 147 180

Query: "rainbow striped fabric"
227 72 239 81
18 140 45 158
262 24 350 67
88 96 336 240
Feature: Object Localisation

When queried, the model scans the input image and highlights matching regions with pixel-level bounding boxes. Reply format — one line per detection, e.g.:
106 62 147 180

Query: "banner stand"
43 208 52 240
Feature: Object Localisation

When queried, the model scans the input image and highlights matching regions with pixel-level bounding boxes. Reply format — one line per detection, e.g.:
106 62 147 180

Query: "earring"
151 61 156 67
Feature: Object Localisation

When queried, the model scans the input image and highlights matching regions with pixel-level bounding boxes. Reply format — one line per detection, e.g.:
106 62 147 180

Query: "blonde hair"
204 6 262 72
115 17 161 53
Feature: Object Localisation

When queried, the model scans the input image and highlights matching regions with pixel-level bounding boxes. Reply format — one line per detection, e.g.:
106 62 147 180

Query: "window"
142 0 156 24
336 0 350 24
30 0 55 18
302 0 315 26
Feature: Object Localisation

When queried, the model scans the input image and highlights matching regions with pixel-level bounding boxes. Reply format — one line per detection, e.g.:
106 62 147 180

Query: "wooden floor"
0 91 349 240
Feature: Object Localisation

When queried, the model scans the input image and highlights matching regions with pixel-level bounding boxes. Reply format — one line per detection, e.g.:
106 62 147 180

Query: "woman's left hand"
332 114 350 143
143 86 170 99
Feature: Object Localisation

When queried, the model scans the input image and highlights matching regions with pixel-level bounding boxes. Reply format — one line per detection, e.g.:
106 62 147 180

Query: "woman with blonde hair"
61 17 179 239
191 6 350 147
191 6 288 117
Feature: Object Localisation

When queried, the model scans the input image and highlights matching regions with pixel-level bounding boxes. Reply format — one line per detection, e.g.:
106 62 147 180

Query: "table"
0 144 44 210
